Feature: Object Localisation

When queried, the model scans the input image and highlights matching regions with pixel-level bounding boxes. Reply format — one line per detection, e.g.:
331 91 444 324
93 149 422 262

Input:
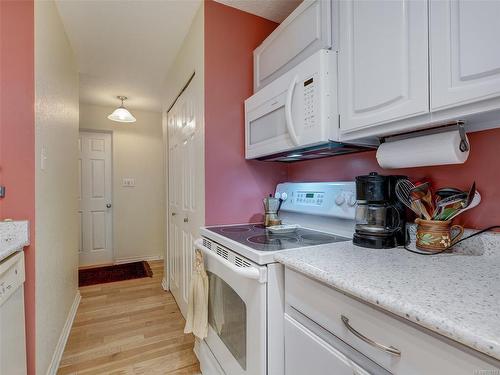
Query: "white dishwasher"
0 251 27 375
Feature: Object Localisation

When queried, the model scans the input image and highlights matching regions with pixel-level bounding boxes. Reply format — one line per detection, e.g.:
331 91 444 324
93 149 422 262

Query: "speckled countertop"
275 231 500 361
0 220 30 262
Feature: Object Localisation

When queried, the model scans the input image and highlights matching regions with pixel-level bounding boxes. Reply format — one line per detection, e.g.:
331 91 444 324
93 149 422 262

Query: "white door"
338 0 429 134
430 0 500 111
78 131 113 266
167 75 204 317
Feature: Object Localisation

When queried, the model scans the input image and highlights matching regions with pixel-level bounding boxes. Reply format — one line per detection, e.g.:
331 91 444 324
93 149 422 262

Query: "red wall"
0 1 36 373
287 128 500 229
204 0 287 225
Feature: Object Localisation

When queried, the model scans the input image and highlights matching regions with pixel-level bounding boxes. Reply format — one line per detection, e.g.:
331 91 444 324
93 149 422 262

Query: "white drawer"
285 268 500 374
285 313 374 375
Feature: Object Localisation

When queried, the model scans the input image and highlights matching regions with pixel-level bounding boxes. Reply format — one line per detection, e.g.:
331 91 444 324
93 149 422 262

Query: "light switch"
122 178 135 187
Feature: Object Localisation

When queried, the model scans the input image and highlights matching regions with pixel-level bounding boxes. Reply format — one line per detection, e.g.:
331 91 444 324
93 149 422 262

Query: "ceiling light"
107 96 136 123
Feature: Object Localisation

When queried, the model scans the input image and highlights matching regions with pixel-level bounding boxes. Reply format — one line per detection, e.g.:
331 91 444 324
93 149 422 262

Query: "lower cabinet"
284 268 500 374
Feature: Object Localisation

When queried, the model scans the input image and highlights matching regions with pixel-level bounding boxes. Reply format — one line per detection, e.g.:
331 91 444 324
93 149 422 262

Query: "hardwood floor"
58 261 200 374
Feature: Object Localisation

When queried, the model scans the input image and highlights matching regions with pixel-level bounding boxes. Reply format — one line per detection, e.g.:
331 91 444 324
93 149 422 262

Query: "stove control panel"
275 182 356 219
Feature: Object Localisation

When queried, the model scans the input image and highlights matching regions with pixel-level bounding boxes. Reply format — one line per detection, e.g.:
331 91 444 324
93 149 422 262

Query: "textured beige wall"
35 1 80 373
79 104 164 262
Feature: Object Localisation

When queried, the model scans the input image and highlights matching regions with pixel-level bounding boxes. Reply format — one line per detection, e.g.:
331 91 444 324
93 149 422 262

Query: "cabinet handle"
184 217 189 223
341 315 401 357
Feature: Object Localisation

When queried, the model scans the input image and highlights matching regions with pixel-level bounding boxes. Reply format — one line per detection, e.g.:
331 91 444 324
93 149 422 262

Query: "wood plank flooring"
58 261 200 374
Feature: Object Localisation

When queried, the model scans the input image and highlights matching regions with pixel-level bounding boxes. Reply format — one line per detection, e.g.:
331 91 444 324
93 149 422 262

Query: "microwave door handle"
285 76 300 146
194 239 265 283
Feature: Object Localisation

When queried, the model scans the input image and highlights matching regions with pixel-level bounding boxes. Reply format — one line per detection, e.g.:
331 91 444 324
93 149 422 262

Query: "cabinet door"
339 0 429 133
254 0 334 91
430 0 500 111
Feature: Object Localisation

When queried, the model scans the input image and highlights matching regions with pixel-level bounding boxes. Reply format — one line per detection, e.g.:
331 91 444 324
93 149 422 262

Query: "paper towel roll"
376 130 470 169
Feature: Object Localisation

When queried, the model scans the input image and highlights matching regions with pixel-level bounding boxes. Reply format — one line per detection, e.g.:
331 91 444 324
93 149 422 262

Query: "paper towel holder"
380 121 469 152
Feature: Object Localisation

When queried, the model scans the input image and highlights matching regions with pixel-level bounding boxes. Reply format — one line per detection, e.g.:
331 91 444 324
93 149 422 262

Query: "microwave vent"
256 141 376 162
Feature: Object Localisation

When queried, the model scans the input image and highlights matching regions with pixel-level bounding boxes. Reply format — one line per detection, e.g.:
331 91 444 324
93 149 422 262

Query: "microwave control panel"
303 75 317 129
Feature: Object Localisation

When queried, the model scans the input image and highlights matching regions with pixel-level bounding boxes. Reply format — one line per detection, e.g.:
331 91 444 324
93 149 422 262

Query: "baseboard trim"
114 255 164 265
46 290 81 375
161 277 168 291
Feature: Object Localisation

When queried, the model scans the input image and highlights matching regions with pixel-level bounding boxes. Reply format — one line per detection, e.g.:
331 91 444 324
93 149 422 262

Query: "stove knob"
335 194 345 206
347 194 357 207
281 192 288 201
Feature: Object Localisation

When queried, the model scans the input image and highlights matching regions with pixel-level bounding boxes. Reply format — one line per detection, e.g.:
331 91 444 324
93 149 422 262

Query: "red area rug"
79 261 153 287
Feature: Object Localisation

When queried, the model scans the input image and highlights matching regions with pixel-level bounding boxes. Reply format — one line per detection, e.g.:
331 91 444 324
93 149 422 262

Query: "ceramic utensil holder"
415 218 464 252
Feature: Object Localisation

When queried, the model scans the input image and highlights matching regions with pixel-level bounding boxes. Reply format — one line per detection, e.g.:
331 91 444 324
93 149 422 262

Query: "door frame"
79 129 114 267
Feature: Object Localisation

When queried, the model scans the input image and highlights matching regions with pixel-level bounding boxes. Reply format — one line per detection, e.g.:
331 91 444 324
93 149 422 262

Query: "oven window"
249 106 286 145
207 271 247 370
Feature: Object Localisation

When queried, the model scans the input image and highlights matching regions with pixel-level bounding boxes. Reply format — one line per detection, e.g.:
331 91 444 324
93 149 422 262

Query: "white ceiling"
214 0 301 23
56 0 202 112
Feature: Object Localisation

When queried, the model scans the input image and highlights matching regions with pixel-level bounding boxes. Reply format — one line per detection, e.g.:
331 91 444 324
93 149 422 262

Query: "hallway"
58 261 199 374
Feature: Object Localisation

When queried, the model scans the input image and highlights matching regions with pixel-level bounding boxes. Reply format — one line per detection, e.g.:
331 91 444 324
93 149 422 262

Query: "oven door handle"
194 239 265 283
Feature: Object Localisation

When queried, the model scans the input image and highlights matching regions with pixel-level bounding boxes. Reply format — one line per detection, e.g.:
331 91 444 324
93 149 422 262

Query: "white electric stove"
195 182 357 375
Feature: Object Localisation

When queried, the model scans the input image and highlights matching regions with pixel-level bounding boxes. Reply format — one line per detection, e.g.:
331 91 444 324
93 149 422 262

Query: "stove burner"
248 234 299 246
300 233 338 242
220 227 251 233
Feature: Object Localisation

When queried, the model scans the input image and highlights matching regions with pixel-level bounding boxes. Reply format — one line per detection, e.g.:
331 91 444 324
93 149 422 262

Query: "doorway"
78 131 113 266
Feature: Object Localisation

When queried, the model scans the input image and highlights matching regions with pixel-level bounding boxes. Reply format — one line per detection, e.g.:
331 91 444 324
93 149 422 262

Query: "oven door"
195 239 267 375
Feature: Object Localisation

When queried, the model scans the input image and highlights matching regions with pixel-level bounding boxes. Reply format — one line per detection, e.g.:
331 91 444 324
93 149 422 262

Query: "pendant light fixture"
107 96 136 123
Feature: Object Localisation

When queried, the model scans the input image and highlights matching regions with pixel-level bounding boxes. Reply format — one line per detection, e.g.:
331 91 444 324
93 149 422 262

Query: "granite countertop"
0 220 30 262
275 231 500 361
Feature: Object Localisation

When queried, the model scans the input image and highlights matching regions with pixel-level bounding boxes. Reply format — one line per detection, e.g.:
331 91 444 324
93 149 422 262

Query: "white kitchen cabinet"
430 0 500 111
285 268 500 374
253 0 336 91
338 0 429 134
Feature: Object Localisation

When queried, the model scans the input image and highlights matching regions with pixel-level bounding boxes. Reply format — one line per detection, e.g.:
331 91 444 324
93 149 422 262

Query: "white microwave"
245 49 338 160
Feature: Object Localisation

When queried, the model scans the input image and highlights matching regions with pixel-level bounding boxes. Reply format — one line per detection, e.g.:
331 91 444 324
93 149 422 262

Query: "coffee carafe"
263 195 282 227
353 172 408 249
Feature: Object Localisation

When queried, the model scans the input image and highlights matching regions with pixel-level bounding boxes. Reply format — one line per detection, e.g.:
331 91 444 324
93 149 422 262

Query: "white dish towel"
184 248 209 339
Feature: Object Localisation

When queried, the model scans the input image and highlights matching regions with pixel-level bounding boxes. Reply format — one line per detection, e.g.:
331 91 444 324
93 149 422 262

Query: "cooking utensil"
464 181 476 208
435 187 465 199
410 182 434 218
445 191 481 220
395 179 423 217
433 193 468 220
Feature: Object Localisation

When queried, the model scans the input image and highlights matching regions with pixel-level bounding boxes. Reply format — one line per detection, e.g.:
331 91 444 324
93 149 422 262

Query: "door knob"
106 204 112 208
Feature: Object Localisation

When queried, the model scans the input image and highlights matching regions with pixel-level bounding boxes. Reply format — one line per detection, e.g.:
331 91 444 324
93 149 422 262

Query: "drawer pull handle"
341 315 401 357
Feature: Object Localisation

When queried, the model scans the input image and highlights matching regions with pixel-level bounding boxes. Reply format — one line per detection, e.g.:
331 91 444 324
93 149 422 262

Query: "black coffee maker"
353 172 408 249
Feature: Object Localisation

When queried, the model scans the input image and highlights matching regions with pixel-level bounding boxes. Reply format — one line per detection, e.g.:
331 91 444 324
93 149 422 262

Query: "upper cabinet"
252 0 500 145
338 0 429 134
430 0 500 111
254 0 336 91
